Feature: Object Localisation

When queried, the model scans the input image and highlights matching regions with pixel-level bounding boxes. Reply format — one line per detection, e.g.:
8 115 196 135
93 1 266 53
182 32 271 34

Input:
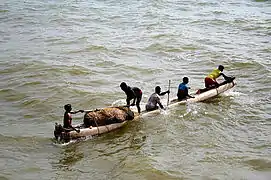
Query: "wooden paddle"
167 80 171 106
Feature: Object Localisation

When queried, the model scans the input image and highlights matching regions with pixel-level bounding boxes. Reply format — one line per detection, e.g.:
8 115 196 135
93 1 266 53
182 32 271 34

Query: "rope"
105 125 110 132
93 116 100 135
86 113 100 135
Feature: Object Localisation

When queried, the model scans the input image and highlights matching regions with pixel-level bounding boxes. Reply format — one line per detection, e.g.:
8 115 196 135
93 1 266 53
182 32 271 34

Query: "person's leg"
205 77 216 88
126 98 130 106
205 77 211 88
136 95 142 113
177 95 183 101
146 105 158 112
177 91 185 101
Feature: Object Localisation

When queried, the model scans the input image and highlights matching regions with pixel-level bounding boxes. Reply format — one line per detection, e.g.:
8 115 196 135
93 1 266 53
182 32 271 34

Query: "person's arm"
70 110 84 114
220 73 230 80
70 126 80 133
156 96 165 109
69 111 82 132
187 94 195 98
160 90 170 96
126 98 130 106
64 114 80 133
185 88 194 98
131 97 136 106
158 101 164 109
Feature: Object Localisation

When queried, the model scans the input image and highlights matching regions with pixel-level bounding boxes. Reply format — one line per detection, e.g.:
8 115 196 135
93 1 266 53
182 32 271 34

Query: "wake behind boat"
53 78 236 143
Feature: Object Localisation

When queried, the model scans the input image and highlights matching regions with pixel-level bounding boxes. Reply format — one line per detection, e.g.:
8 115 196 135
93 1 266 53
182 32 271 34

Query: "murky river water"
0 0 270 179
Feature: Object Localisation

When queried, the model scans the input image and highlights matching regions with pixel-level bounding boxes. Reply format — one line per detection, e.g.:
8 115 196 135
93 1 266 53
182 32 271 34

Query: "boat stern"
54 123 71 143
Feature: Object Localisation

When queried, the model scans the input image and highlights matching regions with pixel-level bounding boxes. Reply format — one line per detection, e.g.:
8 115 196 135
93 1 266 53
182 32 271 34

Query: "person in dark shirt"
120 82 142 113
177 77 194 101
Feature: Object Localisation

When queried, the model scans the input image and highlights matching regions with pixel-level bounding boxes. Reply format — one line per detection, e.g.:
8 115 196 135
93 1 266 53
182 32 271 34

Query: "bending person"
177 77 194 101
120 82 142 113
205 65 230 89
145 86 170 111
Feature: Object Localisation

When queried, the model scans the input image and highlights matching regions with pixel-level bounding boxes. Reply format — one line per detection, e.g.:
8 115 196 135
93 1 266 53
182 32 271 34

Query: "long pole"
167 80 171 106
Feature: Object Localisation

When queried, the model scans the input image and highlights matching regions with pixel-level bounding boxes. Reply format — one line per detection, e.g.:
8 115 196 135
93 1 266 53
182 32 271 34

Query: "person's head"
155 86 161 94
120 82 128 91
218 65 224 72
183 77 189 84
64 104 72 112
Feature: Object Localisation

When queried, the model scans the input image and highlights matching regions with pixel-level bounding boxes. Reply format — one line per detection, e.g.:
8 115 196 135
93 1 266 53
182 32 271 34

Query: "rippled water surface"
0 0 270 179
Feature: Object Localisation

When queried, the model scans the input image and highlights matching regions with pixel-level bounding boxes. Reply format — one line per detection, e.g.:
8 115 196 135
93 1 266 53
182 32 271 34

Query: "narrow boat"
54 121 129 143
54 107 140 143
169 77 236 107
54 78 235 143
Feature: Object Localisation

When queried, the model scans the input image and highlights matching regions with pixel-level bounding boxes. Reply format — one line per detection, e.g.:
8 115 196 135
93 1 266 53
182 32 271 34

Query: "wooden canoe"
54 79 235 143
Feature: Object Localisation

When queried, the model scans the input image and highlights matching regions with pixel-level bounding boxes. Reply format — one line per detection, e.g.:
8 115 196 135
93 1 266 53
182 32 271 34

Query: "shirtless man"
120 82 142 113
145 86 169 111
63 104 83 133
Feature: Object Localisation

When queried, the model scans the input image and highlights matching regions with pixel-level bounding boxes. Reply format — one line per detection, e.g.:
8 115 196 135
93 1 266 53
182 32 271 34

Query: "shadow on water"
57 143 84 170
51 119 147 170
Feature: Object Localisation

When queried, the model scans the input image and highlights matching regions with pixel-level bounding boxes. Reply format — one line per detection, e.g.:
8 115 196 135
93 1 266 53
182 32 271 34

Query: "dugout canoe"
130 77 236 114
168 77 236 107
54 111 140 143
54 78 235 143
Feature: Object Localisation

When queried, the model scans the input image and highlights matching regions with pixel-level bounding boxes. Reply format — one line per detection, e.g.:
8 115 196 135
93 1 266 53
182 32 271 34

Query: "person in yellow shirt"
205 65 229 88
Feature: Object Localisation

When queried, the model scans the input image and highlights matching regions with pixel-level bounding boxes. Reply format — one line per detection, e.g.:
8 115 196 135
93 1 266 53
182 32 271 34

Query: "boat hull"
54 80 235 143
132 80 235 115
54 112 140 143
170 80 235 106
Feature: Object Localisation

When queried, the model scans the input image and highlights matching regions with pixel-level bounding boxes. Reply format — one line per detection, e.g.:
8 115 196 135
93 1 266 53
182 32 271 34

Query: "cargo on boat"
54 106 139 143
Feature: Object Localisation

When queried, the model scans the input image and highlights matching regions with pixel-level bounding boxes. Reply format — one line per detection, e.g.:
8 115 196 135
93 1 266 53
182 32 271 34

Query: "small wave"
21 98 41 107
0 10 9 13
144 43 184 53
52 136 92 147
66 67 91 76
254 0 269 2
244 158 271 171
223 90 243 97
85 45 108 51
0 88 27 102
19 81 42 87
111 99 126 107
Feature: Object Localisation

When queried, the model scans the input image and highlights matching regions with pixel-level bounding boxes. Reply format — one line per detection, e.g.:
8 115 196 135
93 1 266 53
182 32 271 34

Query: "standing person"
177 77 194 101
145 86 170 111
120 82 142 113
205 65 230 89
63 104 83 132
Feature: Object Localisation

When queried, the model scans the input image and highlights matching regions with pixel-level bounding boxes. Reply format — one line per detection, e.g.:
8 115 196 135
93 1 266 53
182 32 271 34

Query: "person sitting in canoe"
145 86 170 111
63 104 84 133
177 77 194 101
204 65 231 89
120 82 142 113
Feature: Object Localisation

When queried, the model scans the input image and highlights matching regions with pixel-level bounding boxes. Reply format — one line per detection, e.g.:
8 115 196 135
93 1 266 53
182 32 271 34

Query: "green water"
0 0 270 179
